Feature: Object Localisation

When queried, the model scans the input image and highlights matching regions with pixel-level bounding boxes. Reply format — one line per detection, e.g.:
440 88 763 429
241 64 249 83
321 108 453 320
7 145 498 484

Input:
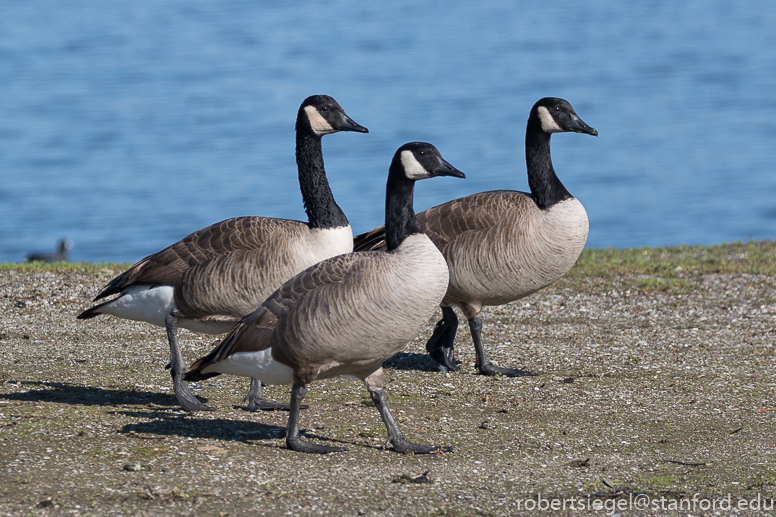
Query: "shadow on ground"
118 415 285 442
382 352 444 372
0 380 195 408
119 416 356 450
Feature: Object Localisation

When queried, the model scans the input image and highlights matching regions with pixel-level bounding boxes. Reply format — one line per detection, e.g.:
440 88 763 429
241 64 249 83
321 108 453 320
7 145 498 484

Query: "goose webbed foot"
426 306 459 372
475 360 539 378
173 375 216 412
370 387 452 455
166 312 215 412
246 398 294 411
427 341 458 373
386 437 453 455
469 317 538 378
285 384 345 454
244 378 301 411
287 435 348 454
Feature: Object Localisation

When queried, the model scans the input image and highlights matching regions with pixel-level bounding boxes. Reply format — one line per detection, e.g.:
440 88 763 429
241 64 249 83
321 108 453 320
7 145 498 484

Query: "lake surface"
1 1 775 263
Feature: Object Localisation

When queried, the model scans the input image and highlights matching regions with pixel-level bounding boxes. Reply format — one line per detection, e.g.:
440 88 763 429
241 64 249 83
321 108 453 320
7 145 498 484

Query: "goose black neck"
525 121 572 210
384 170 422 251
296 131 349 229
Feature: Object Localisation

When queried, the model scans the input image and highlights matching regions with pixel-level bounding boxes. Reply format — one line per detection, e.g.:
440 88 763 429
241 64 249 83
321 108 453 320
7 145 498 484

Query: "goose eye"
320 106 329 112
418 150 426 156
553 106 561 112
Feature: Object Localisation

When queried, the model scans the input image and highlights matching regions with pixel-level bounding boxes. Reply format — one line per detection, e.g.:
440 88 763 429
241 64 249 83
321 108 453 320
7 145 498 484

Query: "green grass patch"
357 427 382 438
132 447 168 458
0 261 132 273
558 240 776 293
749 472 776 488
573 241 776 277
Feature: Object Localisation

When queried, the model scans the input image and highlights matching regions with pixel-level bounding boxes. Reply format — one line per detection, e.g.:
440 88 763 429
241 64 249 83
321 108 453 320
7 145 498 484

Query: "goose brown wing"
354 191 534 255
93 217 307 301
352 224 388 252
185 252 370 373
417 191 533 254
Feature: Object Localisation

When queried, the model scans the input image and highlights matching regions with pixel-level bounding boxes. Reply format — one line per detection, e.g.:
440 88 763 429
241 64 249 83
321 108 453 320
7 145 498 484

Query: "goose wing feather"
419 191 529 249
354 190 535 254
187 252 371 372
94 217 308 301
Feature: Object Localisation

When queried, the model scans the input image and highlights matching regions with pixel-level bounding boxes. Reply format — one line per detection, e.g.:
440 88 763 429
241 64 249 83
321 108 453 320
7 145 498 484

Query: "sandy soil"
0 259 774 516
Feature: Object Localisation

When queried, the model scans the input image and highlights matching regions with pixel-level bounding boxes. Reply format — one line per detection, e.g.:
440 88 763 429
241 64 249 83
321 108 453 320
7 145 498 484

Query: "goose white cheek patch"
537 106 564 133
400 150 429 179
304 105 335 135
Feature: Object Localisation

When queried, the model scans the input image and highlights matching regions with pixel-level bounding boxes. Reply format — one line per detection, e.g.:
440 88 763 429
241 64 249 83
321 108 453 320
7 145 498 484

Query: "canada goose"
78 95 368 412
26 239 73 263
185 142 465 454
354 97 597 376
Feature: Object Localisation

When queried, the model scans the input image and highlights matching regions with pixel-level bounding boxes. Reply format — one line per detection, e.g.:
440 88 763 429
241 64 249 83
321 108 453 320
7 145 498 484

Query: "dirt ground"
1 247 775 516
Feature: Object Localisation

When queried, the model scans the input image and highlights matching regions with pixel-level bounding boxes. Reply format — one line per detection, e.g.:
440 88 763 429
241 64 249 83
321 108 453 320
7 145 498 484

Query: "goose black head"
531 97 598 137
297 95 369 136
393 142 466 181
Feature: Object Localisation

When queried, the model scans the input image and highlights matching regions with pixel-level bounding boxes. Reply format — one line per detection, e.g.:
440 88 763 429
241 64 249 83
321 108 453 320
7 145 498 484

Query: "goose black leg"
165 312 215 412
470 318 538 377
286 384 346 454
244 378 298 411
425 306 459 372
369 388 452 454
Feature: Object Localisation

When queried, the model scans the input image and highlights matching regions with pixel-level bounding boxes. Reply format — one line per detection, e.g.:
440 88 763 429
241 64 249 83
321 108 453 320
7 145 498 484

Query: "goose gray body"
423 192 588 309
194 233 447 383
82 220 352 332
353 97 596 376
78 95 367 412
186 142 464 454
173 220 353 322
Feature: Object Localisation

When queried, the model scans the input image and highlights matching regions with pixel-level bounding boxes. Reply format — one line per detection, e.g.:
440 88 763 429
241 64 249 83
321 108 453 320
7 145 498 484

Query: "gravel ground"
0 249 775 516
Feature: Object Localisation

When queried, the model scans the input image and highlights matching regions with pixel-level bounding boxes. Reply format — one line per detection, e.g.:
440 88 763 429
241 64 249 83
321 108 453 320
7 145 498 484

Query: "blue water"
2 1 775 263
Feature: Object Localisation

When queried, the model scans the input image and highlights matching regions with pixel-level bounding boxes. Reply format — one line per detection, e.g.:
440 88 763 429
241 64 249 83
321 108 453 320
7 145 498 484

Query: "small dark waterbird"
26 239 73 263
